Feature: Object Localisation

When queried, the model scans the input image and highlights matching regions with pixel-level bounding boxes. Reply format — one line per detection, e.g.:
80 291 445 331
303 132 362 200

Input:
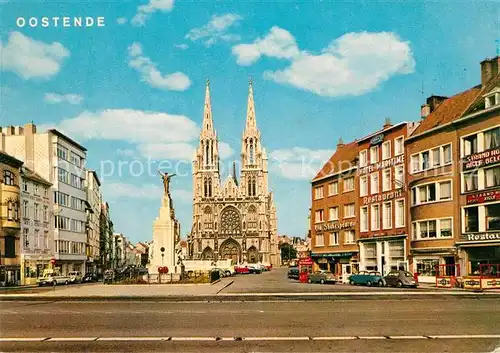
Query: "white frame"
360 175 368 197
329 232 339 246
371 203 380 231
411 179 453 206
344 203 355 219
394 164 405 189
370 172 379 195
328 181 338 196
460 124 500 158
314 209 324 223
343 230 355 245
314 186 324 200
395 198 405 228
315 233 325 247
360 206 369 232
382 201 393 230
410 142 453 174
394 136 404 156
370 146 379 164
343 176 355 192
382 141 391 160
382 168 392 192
329 206 339 221
412 216 454 241
359 149 368 168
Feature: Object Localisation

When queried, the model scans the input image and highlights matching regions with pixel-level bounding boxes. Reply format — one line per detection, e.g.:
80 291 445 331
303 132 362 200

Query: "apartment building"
310 139 359 282
0 151 23 286
0 123 88 275
85 170 102 274
357 120 418 275
20 166 53 285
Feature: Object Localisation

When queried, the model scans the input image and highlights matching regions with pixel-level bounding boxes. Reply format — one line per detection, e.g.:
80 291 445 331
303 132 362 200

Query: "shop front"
311 251 359 283
457 236 500 276
359 235 408 276
409 248 457 283
21 254 51 285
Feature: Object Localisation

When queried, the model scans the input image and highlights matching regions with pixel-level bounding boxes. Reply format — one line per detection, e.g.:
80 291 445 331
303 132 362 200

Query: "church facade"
188 81 279 266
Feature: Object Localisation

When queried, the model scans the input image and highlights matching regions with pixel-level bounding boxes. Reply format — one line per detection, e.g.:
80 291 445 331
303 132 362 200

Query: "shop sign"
363 189 403 205
436 277 452 288
463 232 500 242
298 257 314 266
463 278 481 289
370 133 385 146
466 190 500 205
314 221 356 233
359 155 405 175
463 148 500 171
483 279 500 289
311 252 354 258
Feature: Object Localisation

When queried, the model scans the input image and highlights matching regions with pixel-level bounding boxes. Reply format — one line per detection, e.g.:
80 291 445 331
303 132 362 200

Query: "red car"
235 265 250 274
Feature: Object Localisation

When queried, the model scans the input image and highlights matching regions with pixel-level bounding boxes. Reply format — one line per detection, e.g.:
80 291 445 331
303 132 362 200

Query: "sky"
0 0 498 244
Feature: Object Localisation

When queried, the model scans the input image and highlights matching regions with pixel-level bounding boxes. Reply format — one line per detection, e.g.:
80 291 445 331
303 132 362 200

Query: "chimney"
383 117 392 130
480 56 500 87
24 123 36 170
5 126 15 136
337 137 345 149
421 103 431 119
426 95 448 113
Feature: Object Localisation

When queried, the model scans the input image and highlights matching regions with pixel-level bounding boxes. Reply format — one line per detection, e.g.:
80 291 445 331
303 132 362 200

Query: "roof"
357 121 408 143
463 74 500 116
20 166 52 186
48 129 87 152
87 170 101 187
312 141 358 182
0 151 23 168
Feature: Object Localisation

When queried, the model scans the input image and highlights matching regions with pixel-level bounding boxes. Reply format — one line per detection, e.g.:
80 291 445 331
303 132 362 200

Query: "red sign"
158 266 169 274
466 190 500 205
463 148 500 171
50 258 56 265
298 257 314 266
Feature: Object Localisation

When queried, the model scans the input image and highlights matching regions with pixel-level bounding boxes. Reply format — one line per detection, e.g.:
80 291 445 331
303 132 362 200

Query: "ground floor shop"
359 236 408 276
21 255 52 285
311 252 359 283
409 248 457 283
53 260 86 276
457 241 500 276
0 265 21 286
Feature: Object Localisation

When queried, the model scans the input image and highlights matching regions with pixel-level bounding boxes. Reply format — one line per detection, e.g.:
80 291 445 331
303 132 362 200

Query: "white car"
68 271 82 284
36 271 71 286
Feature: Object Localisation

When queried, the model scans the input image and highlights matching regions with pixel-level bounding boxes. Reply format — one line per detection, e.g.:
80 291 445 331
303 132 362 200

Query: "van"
68 271 82 284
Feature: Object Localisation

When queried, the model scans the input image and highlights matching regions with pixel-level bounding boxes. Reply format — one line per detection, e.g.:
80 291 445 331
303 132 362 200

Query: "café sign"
466 189 500 205
363 189 403 205
314 221 356 233
370 133 384 146
463 148 500 171
359 155 405 175
463 232 500 242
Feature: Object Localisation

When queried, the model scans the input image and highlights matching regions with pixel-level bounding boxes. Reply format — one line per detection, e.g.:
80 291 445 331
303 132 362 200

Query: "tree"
280 243 297 261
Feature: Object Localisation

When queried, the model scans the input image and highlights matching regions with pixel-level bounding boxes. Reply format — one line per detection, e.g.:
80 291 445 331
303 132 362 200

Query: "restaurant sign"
311 252 354 258
359 155 405 175
466 189 500 205
463 148 500 171
463 232 500 242
363 189 403 205
370 133 385 146
314 221 356 233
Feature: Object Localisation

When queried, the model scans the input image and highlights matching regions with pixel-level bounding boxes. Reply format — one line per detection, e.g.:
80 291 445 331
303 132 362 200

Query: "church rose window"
220 207 241 234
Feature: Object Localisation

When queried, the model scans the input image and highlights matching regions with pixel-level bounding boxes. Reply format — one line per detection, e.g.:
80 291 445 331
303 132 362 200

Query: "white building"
0 123 88 275
85 170 102 274
19 166 53 285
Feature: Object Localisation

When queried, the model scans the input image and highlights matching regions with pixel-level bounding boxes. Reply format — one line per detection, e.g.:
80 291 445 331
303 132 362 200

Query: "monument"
148 171 181 274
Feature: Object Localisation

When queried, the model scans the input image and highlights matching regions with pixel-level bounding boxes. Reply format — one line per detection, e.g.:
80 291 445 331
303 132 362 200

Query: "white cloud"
269 147 334 180
115 149 137 157
233 28 415 97
175 43 188 50
138 143 195 160
102 182 191 203
44 92 83 105
219 142 235 160
232 26 300 66
0 31 69 80
186 13 242 47
117 17 128 25
131 0 174 26
128 42 191 91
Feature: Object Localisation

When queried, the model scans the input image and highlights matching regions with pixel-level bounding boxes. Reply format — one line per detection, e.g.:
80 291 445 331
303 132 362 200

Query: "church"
188 81 279 266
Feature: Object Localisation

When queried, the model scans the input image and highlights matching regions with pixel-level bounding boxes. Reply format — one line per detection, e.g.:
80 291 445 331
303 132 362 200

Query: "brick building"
310 139 359 283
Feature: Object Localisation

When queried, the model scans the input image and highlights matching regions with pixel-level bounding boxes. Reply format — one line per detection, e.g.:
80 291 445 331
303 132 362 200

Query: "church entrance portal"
247 246 259 263
219 239 241 264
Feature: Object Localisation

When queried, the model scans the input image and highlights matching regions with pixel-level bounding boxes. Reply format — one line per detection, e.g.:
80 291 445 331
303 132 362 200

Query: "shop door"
397 260 409 271
342 264 352 284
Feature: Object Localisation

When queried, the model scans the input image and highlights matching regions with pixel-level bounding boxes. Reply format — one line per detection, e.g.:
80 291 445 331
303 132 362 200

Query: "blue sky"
0 0 498 244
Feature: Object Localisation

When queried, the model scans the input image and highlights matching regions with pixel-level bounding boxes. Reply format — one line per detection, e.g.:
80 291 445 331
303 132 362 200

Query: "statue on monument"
158 171 176 195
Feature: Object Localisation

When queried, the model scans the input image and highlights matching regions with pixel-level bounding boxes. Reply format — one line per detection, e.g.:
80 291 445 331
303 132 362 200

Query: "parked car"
308 270 337 284
82 273 99 283
348 271 385 287
262 263 273 271
246 264 262 274
212 267 227 278
36 270 71 286
103 269 115 284
384 270 418 288
68 271 82 284
235 265 250 274
288 267 299 280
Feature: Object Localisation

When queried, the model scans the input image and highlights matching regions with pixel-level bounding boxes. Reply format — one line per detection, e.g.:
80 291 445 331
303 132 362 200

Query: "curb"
210 279 221 285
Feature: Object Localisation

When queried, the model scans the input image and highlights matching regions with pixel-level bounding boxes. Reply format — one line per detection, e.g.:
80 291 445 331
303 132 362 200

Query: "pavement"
0 299 499 352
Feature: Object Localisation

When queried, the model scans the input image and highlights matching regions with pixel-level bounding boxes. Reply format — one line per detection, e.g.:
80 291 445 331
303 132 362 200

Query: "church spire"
244 78 258 135
202 79 215 137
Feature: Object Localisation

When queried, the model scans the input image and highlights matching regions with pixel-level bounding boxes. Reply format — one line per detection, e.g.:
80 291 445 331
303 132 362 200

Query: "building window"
465 207 479 233
443 144 452 164
22 200 29 218
55 216 70 230
316 233 324 247
344 203 355 218
370 173 379 194
360 176 368 197
485 166 500 188
416 259 439 276
382 141 391 160
23 228 29 249
54 192 70 206
3 170 15 186
71 174 82 189
22 180 28 192
395 199 405 227
432 147 441 167
486 204 500 231
71 152 83 167
464 171 478 192
314 186 324 200
329 232 339 246
43 187 48 198
327 182 338 196
329 207 338 221
4 237 16 258
420 219 437 238
315 209 324 223
395 165 404 189
382 168 391 192
43 206 48 222
440 218 452 237
371 204 380 231
34 203 39 221
421 151 430 171
57 145 68 160
360 207 368 232
57 168 68 183
382 202 392 229
370 146 379 164
395 137 404 156
411 155 419 173
413 181 451 205
33 183 39 195
411 144 452 173
464 135 478 156
343 177 354 192
439 181 452 200
344 230 355 244
484 127 500 150
359 150 368 167
413 218 452 240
